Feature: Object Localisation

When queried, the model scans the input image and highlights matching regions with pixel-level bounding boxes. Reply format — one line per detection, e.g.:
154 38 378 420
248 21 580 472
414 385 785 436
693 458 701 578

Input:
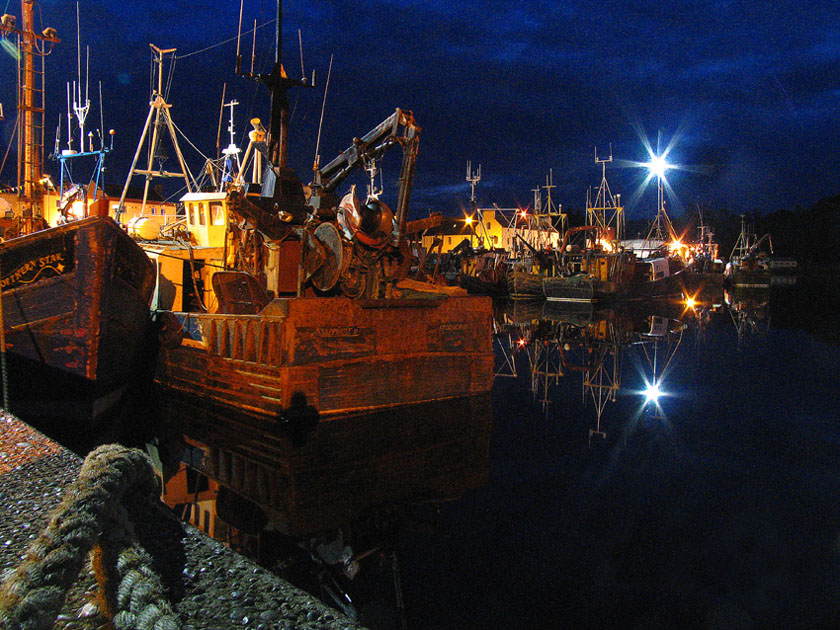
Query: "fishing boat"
529 152 685 303
144 0 494 420
724 216 772 289
0 215 155 422
0 3 156 424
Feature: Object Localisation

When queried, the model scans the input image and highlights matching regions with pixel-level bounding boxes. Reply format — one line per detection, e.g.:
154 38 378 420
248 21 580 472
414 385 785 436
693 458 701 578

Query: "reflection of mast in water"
493 300 695 438
492 316 521 379
725 288 770 350
574 318 622 441
526 338 563 413
635 315 685 419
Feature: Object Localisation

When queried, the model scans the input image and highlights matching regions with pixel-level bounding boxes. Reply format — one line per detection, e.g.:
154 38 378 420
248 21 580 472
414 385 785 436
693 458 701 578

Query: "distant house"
102 183 178 224
419 207 560 254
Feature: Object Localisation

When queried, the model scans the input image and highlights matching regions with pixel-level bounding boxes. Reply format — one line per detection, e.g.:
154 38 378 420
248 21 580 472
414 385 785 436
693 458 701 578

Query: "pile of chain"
0 444 181 630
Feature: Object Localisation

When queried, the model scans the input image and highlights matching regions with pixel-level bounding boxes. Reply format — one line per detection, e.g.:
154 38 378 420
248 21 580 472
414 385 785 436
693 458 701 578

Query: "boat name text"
316 326 361 337
1 253 67 289
435 323 470 333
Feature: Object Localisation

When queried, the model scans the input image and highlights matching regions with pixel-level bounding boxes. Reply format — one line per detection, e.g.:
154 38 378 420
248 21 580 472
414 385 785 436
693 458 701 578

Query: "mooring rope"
0 444 182 630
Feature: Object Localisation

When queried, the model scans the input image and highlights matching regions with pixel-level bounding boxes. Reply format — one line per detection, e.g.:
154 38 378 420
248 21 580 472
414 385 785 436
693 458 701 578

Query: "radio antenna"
235 0 244 73
313 54 333 169
298 29 305 78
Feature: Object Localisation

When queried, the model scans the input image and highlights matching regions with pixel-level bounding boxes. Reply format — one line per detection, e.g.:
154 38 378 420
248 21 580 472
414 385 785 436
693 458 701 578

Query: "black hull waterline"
0 216 155 424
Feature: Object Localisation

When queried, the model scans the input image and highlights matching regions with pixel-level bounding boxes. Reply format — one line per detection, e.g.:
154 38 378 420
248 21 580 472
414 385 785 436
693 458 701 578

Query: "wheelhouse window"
210 202 225 226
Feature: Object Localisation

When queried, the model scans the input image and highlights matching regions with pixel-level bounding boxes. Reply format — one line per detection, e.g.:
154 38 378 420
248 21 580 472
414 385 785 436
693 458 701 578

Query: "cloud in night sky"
1 0 839 220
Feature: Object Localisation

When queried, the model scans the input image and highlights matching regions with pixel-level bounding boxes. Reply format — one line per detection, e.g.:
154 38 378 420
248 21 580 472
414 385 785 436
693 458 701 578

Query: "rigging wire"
176 20 276 60
313 54 333 166
169 117 214 165
164 55 176 103
0 116 18 179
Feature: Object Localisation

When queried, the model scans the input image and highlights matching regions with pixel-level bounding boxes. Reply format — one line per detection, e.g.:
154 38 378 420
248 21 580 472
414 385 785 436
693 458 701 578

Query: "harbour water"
397 277 840 629
16 276 840 629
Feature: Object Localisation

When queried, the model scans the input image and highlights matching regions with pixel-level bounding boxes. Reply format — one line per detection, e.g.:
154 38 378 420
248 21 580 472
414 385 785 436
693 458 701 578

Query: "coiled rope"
0 444 182 630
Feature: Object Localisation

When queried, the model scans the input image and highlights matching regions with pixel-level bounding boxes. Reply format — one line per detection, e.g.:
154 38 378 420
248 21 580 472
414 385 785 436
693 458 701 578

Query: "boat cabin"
181 192 229 248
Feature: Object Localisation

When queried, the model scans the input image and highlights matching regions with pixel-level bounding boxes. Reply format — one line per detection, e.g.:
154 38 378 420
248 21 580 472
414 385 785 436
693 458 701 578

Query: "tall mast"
588 146 623 242
237 0 310 169
270 4 286 166
1 1 59 219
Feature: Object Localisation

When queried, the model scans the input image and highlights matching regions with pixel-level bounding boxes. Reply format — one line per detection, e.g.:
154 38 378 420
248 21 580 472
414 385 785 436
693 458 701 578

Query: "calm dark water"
20 277 840 629
395 278 840 629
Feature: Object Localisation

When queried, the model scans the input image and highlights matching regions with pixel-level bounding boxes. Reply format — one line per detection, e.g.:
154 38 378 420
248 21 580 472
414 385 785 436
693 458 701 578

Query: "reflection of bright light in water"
1 39 20 61
644 381 662 403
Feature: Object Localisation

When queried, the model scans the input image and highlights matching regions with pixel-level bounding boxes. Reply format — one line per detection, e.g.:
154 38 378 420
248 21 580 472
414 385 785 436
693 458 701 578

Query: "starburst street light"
646 154 670 179
637 132 679 245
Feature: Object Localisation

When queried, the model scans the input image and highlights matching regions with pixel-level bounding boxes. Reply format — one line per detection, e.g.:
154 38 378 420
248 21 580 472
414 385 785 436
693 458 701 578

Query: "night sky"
1 0 839 221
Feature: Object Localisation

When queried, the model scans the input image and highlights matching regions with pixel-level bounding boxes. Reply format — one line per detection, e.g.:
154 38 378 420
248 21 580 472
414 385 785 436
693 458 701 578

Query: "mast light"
647 154 669 179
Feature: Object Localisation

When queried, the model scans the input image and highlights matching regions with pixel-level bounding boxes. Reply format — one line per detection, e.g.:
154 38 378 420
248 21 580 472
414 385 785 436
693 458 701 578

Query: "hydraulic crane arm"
317 108 419 191
749 233 773 255
315 108 420 241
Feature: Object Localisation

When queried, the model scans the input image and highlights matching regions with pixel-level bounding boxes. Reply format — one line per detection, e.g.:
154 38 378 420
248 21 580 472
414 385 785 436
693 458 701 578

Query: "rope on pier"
0 444 182 630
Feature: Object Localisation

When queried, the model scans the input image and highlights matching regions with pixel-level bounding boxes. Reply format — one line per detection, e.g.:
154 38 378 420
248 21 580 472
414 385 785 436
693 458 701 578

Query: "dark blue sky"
2 0 839 220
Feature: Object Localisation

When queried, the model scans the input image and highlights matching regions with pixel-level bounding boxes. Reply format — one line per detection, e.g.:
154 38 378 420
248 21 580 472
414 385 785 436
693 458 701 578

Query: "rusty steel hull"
156 295 495 419
0 216 156 422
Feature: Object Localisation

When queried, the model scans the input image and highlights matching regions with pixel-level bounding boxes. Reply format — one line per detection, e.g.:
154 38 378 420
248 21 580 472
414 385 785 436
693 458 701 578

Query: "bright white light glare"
644 381 662 403
1 39 21 62
647 155 669 179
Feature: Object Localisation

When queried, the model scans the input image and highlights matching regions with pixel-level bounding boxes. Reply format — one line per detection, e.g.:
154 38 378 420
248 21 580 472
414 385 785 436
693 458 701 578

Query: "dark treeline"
599 193 840 269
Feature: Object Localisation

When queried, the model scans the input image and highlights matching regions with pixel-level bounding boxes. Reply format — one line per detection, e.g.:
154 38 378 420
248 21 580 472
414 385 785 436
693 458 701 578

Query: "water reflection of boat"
156 393 492 535
151 393 492 622
725 286 770 348
493 296 705 437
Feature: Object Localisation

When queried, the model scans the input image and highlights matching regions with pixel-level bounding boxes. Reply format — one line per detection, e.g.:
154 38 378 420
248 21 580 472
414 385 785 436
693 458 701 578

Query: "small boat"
541 232 686 303
540 226 627 302
724 216 772 289
1 215 155 422
457 248 510 296
507 268 545 298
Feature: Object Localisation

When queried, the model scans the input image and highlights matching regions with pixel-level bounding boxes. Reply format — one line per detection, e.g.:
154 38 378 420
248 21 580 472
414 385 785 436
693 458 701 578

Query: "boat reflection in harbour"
725 286 771 349
148 392 492 625
492 288 734 439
